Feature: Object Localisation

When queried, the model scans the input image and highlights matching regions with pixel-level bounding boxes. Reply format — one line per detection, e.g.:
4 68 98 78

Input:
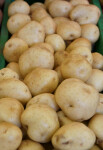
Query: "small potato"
40 16 56 35
45 34 66 52
54 51 69 67
96 94 103 115
90 145 101 150
19 46 54 77
18 140 45 150
92 52 103 70
21 104 60 143
0 78 32 105
61 54 92 82
17 21 45 46
30 2 46 13
0 68 19 81
3 38 28 62
55 66 64 83
24 68 59 96
66 38 92 52
0 122 22 150
70 0 89 6
81 24 100 43
48 0 72 17
70 4 101 25
6 62 23 79
7 13 31 34
0 98 24 127
56 21 81 40
69 46 93 64
26 93 59 111
86 69 103 92
55 78 99 121
31 8 49 22
8 1 30 17
52 122 96 150
53 17 70 26
57 111 73 126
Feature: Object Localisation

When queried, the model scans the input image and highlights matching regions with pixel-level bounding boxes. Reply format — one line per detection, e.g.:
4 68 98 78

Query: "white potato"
96 94 103 115
53 17 70 26
30 2 46 13
92 52 103 70
55 66 64 83
70 0 89 6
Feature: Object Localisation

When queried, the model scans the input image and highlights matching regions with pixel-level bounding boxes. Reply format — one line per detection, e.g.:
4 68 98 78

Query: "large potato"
40 16 56 35
55 66 64 83
6 62 23 79
19 46 54 77
3 38 28 62
56 21 81 40
30 2 46 13
26 93 59 111
48 0 72 17
7 13 31 34
92 52 103 70
70 4 101 25
86 69 103 92
17 21 45 46
18 140 45 150
0 68 19 81
0 98 24 127
8 1 30 16
21 104 60 143
0 122 22 150
81 24 100 43
66 38 92 52
96 94 103 115
70 0 89 6
52 122 96 150
45 34 66 52
55 78 99 121
0 78 32 104
60 54 92 82
53 17 70 26
24 68 59 96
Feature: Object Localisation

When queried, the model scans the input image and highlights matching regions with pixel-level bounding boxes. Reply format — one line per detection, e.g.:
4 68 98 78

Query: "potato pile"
0 0 103 149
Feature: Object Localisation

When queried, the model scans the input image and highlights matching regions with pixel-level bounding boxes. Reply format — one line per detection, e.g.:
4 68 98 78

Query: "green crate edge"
0 0 103 69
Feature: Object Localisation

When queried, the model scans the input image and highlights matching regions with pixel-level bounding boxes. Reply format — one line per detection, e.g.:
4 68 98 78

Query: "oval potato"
30 2 46 13
70 0 89 6
92 52 103 70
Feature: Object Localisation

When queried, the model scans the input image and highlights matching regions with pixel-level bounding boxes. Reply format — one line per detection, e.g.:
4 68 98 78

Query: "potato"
69 4 101 25
55 66 64 83
53 17 70 26
96 94 103 115
6 62 23 79
0 98 24 127
0 68 19 81
19 46 54 77
60 54 92 82
90 145 101 150
92 52 103 70
18 140 45 150
26 93 59 111
24 68 59 96
54 51 69 68
81 24 100 43
86 69 103 92
8 1 30 17
3 38 28 62
40 16 56 35
32 42 54 54
17 21 45 46
45 34 66 52
31 8 49 22
52 122 96 150
70 0 89 6
68 46 93 64
21 104 60 143
66 38 92 52
55 78 99 121
57 111 73 126
44 0 55 9
7 13 31 34
0 122 22 150
48 0 72 17
0 78 32 104
30 2 46 13
56 21 81 40
10 32 18 39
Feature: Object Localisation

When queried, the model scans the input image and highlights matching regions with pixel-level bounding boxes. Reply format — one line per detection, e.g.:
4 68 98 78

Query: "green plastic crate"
0 0 103 69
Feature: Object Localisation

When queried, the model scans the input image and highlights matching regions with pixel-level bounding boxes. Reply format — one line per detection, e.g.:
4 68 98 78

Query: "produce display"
0 0 103 149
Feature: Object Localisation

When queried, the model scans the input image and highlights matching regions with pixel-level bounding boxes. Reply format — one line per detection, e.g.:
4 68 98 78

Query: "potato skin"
54 17 70 26
0 122 22 150
55 78 99 121
55 66 64 84
52 122 96 150
90 145 101 150
24 68 59 96
21 104 60 143
96 94 103 115
92 52 103 70
30 2 46 13
70 0 89 6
